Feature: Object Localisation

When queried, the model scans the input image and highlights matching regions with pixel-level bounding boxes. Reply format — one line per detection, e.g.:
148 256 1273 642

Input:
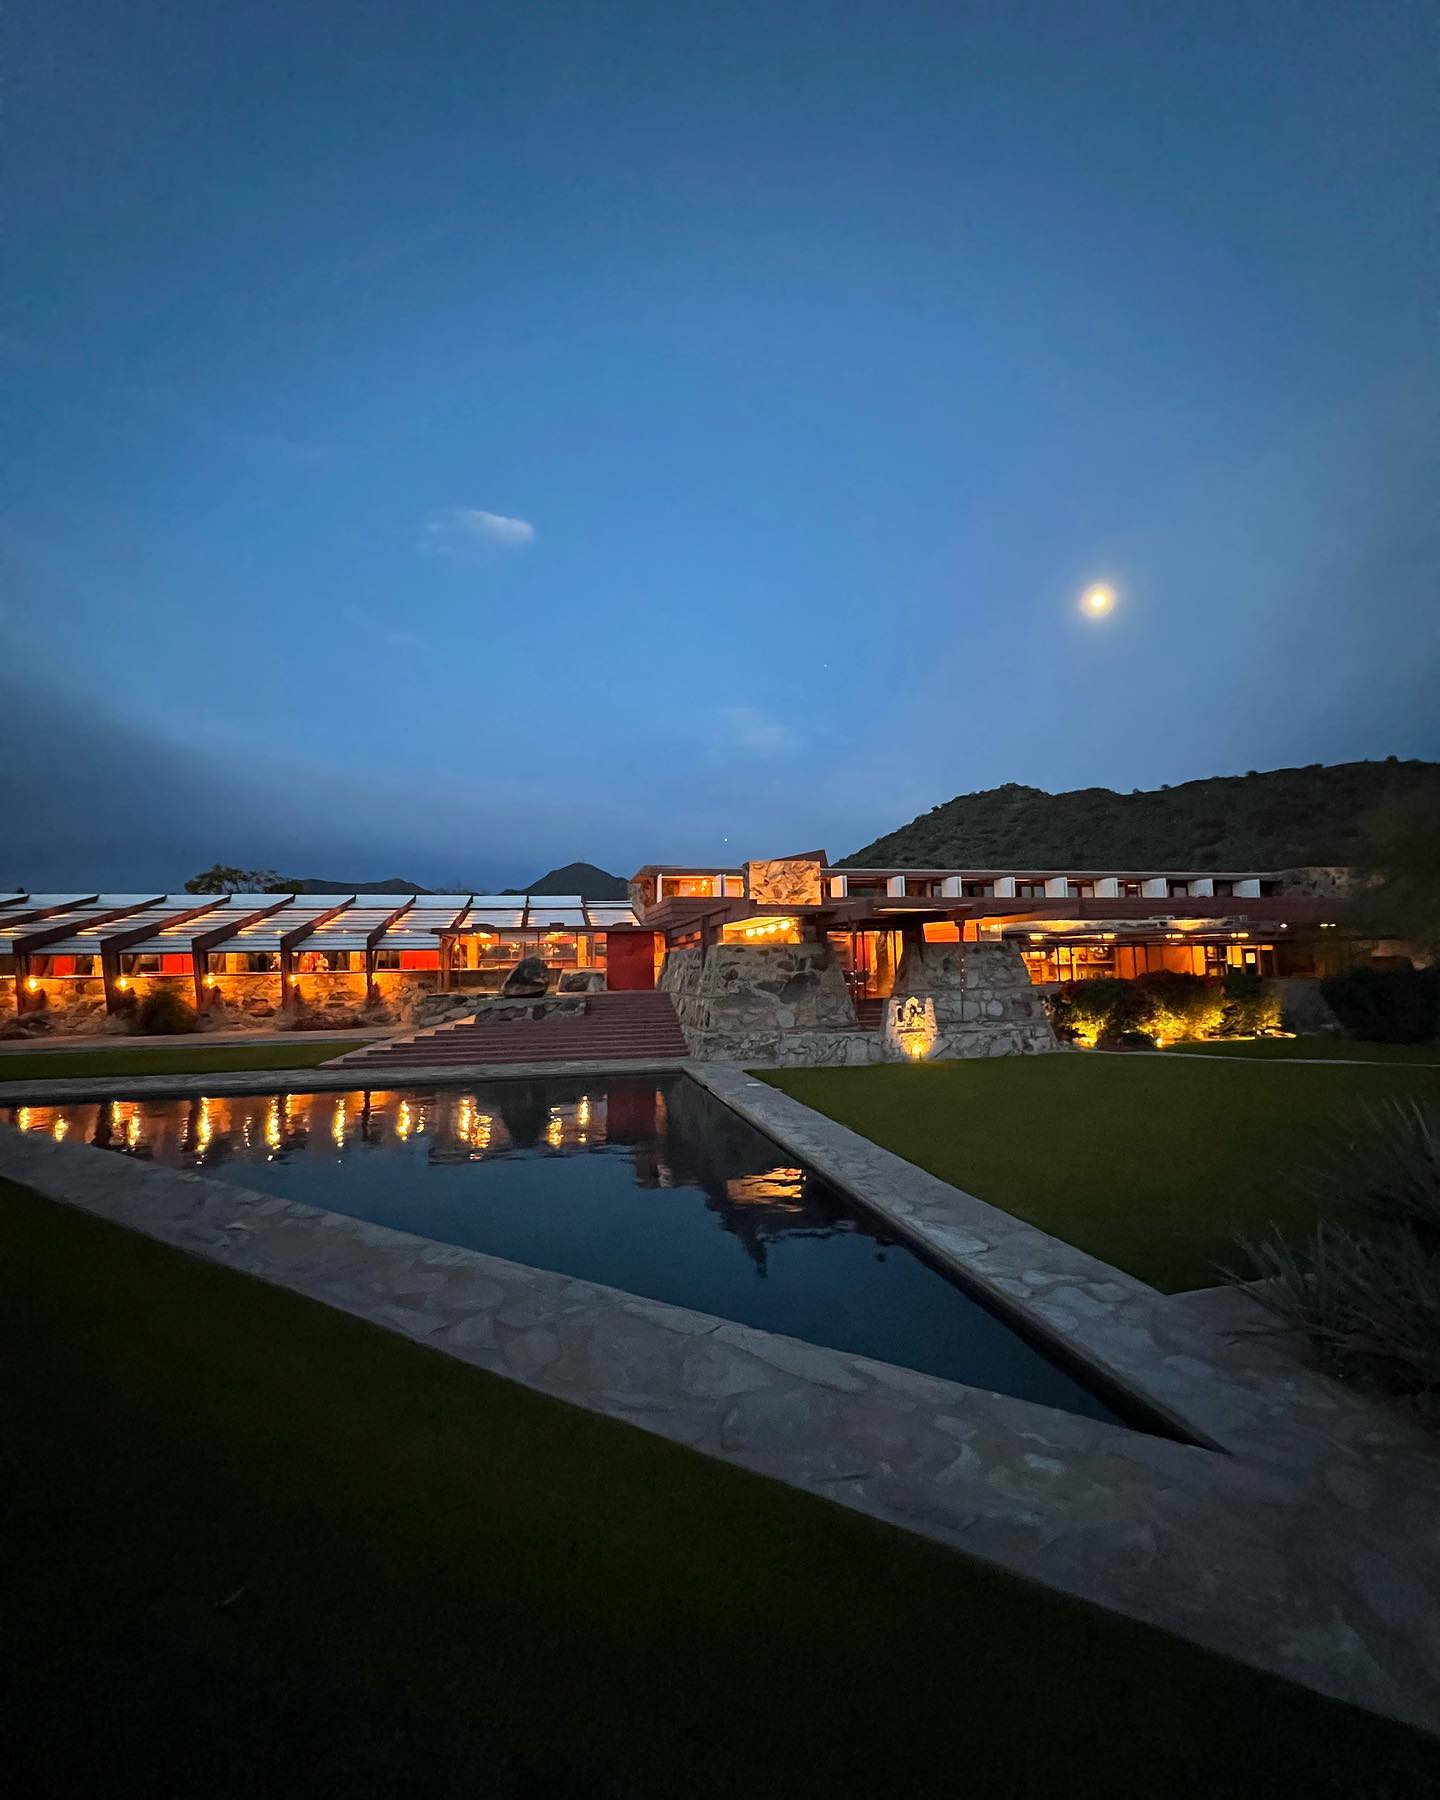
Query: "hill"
505 861 629 900
842 759 1440 871
288 876 429 894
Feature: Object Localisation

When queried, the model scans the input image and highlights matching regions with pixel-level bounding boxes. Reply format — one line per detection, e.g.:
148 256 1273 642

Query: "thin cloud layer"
716 704 798 754
421 507 536 556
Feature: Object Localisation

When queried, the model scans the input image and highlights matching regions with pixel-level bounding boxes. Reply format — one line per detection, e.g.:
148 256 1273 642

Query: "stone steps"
341 990 689 1068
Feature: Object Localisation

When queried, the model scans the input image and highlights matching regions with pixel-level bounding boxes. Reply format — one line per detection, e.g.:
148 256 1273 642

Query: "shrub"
1048 977 1146 1045
135 988 199 1035
1321 965 1439 1043
1217 967 1281 1037
1048 971 1271 1046
1237 1100 1440 1416
1136 971 1225 1043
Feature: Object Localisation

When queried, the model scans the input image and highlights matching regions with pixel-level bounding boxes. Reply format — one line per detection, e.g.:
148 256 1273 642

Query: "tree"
1348 795 1440 962
184 865 297 895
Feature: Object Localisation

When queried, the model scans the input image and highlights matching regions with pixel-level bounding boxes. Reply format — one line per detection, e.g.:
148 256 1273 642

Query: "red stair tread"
344 990 688 1067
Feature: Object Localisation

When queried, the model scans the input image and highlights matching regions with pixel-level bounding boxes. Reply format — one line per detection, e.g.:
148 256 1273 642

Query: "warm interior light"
117 977 130 990
25 976 39 992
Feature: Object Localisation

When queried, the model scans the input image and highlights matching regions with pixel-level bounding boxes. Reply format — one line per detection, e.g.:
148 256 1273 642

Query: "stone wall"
661 937 1056 1064
663 941 859 1060
885 941 1058 1060
743 857 823 907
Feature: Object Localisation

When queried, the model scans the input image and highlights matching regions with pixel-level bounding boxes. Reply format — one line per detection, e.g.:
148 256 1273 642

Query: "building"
0 891 640 1024
626 853 1351 990
1 851 1367 1046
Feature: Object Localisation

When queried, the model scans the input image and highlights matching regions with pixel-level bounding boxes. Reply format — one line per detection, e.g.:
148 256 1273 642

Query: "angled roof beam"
13 896 163 1015
97 899 233 1013
278 896 357 1008
363 895 418 999
2 894 100 929
14 896 163 958
190 896 296 1010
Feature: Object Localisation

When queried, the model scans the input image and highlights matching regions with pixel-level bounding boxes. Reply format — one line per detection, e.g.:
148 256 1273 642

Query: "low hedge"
1048 969 1278 1047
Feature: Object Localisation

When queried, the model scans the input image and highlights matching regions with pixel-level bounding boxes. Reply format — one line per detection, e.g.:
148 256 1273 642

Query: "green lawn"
760 1055 1440 1293
2 1182 1435 1798
0 1038 367 1083
1167 1037 1440 1065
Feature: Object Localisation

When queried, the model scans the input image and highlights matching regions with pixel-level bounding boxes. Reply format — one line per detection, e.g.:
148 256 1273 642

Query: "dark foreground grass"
0 1038 367 1083
1168 1037 1440 1065
3 1183 1436 1798
761 1055 1440 1293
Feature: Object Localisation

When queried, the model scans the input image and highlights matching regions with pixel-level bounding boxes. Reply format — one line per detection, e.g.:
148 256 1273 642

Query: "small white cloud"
717 704 798 754
385 629 427 650
420 507 536 556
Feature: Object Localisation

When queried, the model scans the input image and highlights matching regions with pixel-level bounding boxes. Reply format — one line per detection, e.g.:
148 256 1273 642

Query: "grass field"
0 1039 367 1083
3 1178 1435 1798
760 1054 1440 1293
1167 1037 1440 1065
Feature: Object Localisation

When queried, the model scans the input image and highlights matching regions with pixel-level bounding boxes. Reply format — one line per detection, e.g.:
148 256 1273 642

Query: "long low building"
0 849 1378 1031
0 891 640 1020
626 854 1357 992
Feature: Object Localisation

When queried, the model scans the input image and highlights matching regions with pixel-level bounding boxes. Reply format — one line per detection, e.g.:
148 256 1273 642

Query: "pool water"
9 1075 1129 1425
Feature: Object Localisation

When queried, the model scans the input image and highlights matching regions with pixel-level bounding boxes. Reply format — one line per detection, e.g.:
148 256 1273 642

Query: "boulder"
502 957 552 997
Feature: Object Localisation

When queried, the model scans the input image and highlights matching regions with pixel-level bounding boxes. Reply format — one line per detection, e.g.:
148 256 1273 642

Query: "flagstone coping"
1 1063 1438 1733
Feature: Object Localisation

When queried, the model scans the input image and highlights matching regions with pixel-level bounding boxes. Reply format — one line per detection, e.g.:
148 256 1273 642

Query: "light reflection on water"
4 1077 1127 1427
7 1089 611 1167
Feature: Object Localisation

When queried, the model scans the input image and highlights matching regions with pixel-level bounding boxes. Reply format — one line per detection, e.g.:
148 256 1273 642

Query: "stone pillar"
884 941 1057 1060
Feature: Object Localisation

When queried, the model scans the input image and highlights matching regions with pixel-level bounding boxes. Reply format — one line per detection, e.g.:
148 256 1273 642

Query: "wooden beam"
97 899 230 1015
14 897 162 1015
363 895 417 1004
278 896 356 1010
189 896 296 1012
0 894 100 928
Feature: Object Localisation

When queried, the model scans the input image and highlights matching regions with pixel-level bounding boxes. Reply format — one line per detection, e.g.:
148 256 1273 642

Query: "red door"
605 931 657 990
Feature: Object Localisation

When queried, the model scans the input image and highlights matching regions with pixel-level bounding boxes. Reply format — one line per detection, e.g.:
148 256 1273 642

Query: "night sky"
5 0 1437 890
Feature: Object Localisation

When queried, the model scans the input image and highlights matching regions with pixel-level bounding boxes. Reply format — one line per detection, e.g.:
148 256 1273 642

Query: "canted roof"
11 889 639 958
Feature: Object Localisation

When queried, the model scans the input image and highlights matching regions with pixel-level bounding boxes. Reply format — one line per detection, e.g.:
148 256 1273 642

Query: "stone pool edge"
2 1116 1439 1734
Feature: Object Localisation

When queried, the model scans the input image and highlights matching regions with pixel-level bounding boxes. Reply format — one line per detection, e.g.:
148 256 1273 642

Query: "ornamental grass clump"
1237 1099 1440 1416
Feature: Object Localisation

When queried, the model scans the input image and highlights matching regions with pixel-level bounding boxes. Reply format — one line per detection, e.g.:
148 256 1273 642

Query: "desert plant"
1236 1100 1440 1415
135 988 200 1035
1321 964 1439 1043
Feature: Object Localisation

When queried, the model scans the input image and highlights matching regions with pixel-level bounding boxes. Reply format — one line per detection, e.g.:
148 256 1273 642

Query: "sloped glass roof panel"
526 907 589 927
583 905 640 927
1 897 164 954
207 899 353 952
39 896 219 955
378 895 473 947
306 904 412 950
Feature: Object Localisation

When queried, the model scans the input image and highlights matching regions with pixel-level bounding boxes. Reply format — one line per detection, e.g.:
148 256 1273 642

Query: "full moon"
1081 584 1115 618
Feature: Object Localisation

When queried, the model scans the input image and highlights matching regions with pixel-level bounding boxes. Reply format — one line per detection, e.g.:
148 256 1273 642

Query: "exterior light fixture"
117 977 130 990
25 976 40 992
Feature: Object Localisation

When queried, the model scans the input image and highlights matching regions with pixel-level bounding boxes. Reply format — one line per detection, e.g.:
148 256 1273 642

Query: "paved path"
0 1026 391 1054
2 1061 1439 1732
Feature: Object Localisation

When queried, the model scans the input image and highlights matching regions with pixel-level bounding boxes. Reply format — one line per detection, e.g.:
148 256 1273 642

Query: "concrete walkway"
2 1059 1439 1732
0 1026 391 1054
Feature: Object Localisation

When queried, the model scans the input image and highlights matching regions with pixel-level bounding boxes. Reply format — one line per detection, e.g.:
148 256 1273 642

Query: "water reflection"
4 1083 841 1271
2 1076 1124 1424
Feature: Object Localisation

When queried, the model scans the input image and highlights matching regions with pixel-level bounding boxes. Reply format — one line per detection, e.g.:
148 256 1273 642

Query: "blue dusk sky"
4 0 1437 889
